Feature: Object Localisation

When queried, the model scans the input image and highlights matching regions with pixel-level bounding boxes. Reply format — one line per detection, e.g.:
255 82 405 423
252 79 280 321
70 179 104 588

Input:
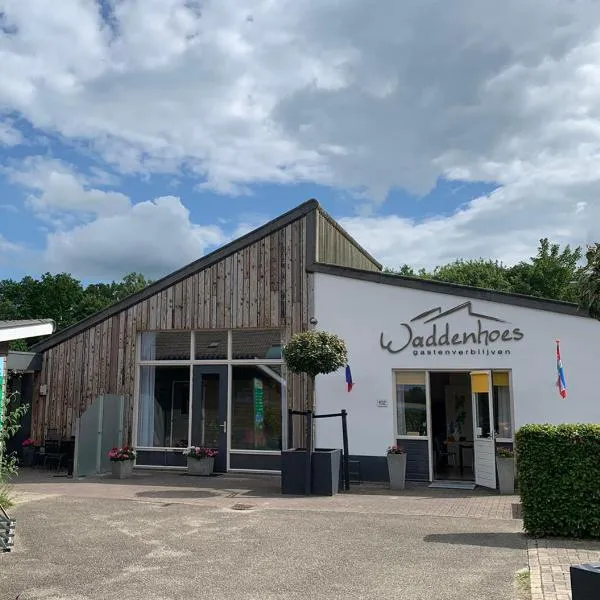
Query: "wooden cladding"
32 216 314 444
316 210 381 272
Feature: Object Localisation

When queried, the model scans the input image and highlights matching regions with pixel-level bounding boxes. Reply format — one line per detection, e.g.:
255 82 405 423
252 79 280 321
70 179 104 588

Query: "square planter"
111 459 133 479
387 453 407 490
187 456 215 476
496 457 515 494
311 448 342 496
570 563 600 600
281 449 311 495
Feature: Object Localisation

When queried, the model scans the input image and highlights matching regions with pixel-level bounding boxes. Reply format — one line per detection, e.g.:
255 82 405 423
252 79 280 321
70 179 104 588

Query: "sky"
1 0 600 283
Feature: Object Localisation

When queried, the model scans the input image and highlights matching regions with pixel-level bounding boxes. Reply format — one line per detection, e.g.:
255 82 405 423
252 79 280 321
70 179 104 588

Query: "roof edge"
31 199 320 353
308 262 590 318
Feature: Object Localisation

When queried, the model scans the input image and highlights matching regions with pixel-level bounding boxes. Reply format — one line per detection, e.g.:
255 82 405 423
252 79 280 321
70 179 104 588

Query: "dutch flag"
345 365 354 392
556 340 567 399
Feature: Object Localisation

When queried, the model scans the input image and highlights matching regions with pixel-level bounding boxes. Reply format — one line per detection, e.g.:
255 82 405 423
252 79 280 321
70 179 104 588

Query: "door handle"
219 421 227 434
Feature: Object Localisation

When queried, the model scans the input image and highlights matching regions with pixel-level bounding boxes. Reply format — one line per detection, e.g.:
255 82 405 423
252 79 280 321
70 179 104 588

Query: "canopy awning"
0 319 56 343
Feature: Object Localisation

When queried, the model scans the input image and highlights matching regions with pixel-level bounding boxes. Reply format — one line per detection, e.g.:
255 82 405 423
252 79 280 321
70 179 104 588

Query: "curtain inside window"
495 386 512 438
138 333 156 446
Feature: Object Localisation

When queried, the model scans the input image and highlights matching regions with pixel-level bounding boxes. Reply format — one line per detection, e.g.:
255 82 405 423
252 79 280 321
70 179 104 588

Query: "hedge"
515 424 600 538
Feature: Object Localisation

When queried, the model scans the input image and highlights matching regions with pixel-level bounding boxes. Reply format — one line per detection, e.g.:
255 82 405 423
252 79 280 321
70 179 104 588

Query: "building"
0 320 55 446
26 200 600 487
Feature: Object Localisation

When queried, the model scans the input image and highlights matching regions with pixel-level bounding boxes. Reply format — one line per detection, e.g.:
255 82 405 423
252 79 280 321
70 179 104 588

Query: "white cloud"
44 195 226 279
2 1 600 268
0 233 23 265
0 119 23 146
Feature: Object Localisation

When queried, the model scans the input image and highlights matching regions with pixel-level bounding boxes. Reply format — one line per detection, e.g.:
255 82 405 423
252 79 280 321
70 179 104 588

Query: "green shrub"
516 423 600 538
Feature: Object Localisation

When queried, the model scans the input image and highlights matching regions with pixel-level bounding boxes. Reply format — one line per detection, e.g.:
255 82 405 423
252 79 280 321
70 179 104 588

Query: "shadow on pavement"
424 532 526 550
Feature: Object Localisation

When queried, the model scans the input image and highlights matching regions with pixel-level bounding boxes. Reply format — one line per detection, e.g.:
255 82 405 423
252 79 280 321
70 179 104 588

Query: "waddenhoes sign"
380 301 524 357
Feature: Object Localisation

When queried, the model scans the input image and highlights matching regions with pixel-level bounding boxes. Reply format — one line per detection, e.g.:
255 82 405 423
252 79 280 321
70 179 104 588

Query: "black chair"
41 429 66 471
434 438 457 469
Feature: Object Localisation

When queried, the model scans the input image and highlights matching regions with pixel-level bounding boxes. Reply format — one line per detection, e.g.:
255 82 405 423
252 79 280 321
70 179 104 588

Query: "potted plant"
282 330 348 495
21 438 38 467
108 446 136 479
496 446 515 494
183 446 218 476
387 445 407 490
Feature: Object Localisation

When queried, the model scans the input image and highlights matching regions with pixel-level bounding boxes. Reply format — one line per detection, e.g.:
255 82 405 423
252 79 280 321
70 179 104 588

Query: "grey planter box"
387 453 407 490
311 448 342 496
111 460 133 479
187 457 215 476
570 563 600 600
281 449 311 495
21 446 35 468
496 457 515 494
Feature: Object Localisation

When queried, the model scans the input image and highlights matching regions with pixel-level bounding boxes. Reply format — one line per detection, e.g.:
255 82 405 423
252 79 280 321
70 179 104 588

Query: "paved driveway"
1 472 527 600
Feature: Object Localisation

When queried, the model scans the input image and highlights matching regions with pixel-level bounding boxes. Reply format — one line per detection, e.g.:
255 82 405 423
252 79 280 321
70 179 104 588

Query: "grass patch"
516 568 531 600
0 484 14 509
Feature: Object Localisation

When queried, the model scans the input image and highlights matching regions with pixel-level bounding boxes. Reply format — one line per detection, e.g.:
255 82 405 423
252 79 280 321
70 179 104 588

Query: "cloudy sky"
1 0 600 281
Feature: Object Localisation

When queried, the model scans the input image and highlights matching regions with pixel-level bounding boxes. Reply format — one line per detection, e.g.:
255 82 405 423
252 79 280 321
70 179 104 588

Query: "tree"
579 243 600 319
0 272 153 350
508 238 582 302
430 259 512 291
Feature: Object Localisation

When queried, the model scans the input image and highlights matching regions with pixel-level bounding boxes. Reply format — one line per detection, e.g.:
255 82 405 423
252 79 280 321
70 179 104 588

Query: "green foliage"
283 330 348 380
579 243 600 320
0 272 153 349
515 424 600 538
385 238 584 302
0 390 29 507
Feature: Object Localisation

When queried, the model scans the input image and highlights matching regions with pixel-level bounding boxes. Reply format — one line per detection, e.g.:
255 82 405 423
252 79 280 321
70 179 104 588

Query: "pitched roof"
31 199 320 353
0 319 56 343
309 263 589 318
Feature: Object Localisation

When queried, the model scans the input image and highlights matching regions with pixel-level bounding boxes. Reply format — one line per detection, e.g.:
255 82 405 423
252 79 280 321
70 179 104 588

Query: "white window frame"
392 370 431 441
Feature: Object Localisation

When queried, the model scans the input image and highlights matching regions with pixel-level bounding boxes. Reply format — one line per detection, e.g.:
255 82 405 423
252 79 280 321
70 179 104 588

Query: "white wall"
314 272 600 457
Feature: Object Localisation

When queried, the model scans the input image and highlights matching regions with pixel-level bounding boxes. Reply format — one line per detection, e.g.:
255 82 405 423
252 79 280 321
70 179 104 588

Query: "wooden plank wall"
316 210 381 272
32 216 314 445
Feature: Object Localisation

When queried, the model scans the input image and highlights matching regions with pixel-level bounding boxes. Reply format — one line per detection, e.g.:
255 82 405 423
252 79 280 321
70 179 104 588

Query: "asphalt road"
1 495 526 600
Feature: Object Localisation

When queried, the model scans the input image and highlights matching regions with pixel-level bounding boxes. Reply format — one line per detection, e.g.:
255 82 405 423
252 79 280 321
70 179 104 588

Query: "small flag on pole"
345 365 354 392
556 340 567 399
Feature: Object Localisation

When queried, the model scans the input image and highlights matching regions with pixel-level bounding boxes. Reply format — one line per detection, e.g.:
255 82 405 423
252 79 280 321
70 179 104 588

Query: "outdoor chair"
434 438 457 469
40 429 66 471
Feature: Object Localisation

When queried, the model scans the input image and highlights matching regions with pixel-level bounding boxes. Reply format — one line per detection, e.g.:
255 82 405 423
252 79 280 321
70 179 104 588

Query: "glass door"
469 370 497 489
191 366 227 472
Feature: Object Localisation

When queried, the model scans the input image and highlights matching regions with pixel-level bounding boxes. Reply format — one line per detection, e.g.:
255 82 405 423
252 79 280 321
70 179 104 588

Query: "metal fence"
73 395 125 478
0 504 15 552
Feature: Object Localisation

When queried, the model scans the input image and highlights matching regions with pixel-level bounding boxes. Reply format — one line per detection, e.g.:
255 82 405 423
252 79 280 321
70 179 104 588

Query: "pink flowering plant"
387 445 405 455
183 446 218 459
22 438 38 447
108 446 136 462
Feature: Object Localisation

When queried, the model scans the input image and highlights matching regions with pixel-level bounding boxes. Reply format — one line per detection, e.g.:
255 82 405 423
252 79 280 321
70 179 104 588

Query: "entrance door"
192 366 228 472
469 371 497 489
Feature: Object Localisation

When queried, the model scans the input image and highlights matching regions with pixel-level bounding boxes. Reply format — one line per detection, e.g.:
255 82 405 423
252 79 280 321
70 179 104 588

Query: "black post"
305 411 313 495
341 409 350 491
287 409 293 450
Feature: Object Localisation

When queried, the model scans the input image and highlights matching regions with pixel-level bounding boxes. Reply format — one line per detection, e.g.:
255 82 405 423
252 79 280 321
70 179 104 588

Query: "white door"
470 371 496 489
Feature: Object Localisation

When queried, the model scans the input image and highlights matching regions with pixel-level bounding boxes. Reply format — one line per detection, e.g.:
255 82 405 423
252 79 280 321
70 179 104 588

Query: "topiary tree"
579 243 600 320
283 330 348 442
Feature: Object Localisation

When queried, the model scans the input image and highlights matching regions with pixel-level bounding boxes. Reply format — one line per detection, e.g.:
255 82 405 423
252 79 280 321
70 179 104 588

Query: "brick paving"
528 538 600 600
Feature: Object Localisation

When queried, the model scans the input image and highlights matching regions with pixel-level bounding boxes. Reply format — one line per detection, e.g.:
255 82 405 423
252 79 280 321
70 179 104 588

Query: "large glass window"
195 331 228 360
138 365 190 447
231 365 283 450
396 371 427 437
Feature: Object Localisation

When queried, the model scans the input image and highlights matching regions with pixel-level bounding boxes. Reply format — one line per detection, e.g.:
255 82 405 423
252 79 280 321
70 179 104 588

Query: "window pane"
140 331 190 360
138 366 190 447
475 393 491 438
232 329 282 360
231 365 282 450
396 384 427 436
493 386 512 438
195 330 228 360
